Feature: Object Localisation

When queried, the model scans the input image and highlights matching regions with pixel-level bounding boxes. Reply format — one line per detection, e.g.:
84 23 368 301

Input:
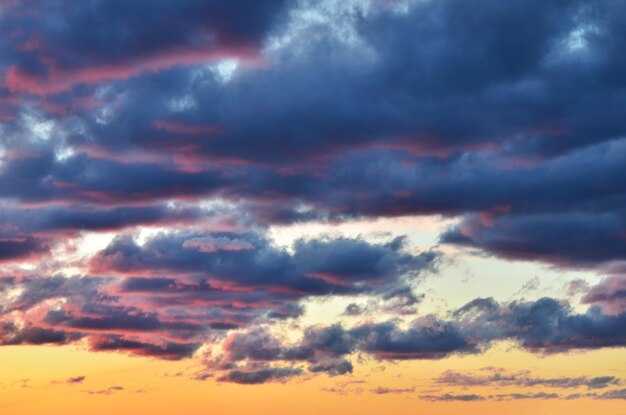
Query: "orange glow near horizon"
1 343 624 415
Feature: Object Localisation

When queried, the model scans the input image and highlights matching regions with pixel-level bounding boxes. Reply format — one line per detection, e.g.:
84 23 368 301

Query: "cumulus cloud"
93 232 438 297
0 0 287 93
0 0 623 283
218 367 302 385
191 297 626 383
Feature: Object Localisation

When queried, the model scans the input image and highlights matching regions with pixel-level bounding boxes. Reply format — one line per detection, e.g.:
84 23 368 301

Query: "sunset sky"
0 0 625 413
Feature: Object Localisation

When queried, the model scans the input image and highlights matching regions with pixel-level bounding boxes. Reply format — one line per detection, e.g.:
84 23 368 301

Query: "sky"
0 0 625 413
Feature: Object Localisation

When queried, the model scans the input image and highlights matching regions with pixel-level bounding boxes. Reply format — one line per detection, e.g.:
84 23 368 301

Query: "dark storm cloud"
0 322 81 346
4 124 624 273
0 236 48 262
219 325 354 367
323 138 626 217
441 210 626 267
93 232 438 295
0 0 287 93
0 204 205 233
3 272 626 381
203 297 626 383
0 152 225 204
308 359 353 376
0 1 624 196
202 325 357 382
292 236 432 284
0 275 205 357
453 297 626 352
43 303 203 336
212 321 463 377
218 367 302 385
350 320 474 360
0 274 276 355
0 229 438 368
88 335 200 360
115 275 283 317
72 0 626 160
0 0 624 273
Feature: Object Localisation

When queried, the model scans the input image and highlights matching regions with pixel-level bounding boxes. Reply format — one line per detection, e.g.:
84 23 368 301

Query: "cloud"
59 0 625 162
442 209 626 268
422 389 626 402
350 319 474 360
53 376 87 385
65 376 86 384
435 368 621 390
3 263 626 383
421 393 485 402
0 0 625 388
309 360 353 376
0 0 286 93
596 388 626 400
0 204 205 233
343 303 365 316
218 367 303 385
0 236 48 263
85 386 125 395
0 0 624 277
196 297 626 382
582 276 626 315
0 323 80 346
453 297 626 353
88 335 200 360
371 387 415 395
93 232 438 297
0 231 438 368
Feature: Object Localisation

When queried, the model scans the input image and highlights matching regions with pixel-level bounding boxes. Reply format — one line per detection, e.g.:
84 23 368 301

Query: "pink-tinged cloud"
15 34 42 52
582 275 626 315
87 335 200 360
39 94 103 116
0 236 50 264
0 109 16 122
153 120 223 135
4 47 265 95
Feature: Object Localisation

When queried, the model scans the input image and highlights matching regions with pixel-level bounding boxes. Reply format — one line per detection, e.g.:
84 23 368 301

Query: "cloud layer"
0 0 625 387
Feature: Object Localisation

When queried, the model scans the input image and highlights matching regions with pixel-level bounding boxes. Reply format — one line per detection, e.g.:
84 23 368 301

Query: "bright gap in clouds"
268 214 452 251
